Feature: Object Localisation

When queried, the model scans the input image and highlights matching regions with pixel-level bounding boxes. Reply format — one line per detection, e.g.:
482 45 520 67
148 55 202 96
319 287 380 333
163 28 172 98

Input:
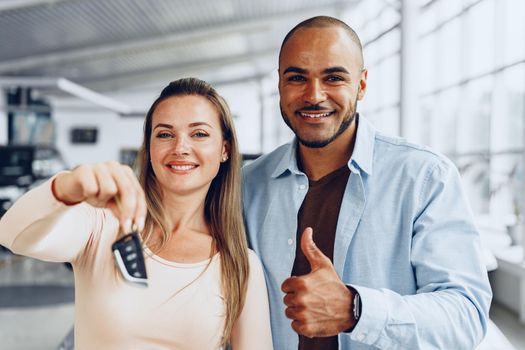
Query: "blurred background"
0 0 523 349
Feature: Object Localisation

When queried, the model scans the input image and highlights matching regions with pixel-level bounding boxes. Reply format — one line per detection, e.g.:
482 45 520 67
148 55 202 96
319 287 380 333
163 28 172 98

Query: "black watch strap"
344 286 362 333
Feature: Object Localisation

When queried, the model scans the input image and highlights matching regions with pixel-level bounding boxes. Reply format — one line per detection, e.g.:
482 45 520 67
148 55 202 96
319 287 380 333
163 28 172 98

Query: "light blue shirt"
242 116 492 350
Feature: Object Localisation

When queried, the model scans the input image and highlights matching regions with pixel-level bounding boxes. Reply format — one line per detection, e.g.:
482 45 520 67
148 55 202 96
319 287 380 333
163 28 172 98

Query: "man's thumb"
301 227 331 271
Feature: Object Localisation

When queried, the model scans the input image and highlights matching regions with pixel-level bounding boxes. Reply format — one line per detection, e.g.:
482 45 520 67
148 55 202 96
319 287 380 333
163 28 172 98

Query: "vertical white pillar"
257 78 265 154
399 0 420 143
522 68 525 258
0 89 7 145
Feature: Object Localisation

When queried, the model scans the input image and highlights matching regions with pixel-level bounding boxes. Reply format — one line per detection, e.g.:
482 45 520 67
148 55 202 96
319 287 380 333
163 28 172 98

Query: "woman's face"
149 94 228 197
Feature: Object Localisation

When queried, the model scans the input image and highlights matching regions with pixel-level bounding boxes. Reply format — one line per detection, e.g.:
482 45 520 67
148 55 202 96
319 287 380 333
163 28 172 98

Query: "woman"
0 78 273 349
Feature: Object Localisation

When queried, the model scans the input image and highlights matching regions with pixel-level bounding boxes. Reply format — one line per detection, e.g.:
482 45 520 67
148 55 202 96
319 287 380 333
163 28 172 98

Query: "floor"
490 302 525 350
0 250 524 350
0 252 74 350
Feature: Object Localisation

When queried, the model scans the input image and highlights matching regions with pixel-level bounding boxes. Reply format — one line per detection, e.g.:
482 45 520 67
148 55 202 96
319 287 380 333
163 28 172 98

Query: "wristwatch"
352 290 361 323
344 286 362 332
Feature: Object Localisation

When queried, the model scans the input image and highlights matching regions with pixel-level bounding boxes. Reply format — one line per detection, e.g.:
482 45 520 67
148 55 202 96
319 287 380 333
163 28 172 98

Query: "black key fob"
112 232 148 287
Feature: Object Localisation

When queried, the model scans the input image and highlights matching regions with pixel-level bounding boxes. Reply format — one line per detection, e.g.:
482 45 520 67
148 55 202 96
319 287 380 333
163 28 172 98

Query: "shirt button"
287 238 293 245
357 333 366 341
298 184 306 190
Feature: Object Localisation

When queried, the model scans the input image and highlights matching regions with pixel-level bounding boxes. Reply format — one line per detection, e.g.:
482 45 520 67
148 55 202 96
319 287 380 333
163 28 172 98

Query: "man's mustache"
298 105 331 111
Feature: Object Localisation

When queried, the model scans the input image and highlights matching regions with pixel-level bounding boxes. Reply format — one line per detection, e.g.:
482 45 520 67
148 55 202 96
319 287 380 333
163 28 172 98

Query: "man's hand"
281 227 355 337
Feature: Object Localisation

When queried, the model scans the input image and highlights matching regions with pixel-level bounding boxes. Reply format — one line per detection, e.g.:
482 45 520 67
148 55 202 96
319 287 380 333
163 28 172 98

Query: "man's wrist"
344 286 361 333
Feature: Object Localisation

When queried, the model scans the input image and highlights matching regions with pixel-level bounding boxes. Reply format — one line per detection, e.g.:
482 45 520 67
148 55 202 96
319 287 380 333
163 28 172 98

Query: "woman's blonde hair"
136 78 249 346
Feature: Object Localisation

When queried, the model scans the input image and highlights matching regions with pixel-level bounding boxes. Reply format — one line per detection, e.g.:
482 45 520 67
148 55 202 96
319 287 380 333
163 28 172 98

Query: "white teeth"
169 165 196 171
299 112 332 118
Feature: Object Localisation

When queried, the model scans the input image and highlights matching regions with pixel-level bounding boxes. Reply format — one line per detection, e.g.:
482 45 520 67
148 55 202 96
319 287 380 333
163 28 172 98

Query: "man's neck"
298 121 357 181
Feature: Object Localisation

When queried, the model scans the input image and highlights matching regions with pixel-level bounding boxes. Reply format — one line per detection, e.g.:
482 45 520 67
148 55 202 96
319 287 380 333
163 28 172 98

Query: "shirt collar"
271 139 301 178
348 114 375 175
270 114 376 178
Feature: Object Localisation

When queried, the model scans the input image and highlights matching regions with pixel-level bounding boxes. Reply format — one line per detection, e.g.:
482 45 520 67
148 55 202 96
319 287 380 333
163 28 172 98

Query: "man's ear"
357 68 368 101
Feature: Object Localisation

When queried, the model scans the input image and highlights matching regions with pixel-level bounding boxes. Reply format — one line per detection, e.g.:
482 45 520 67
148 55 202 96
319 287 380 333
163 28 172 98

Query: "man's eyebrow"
283 67 307 75
282 66 351 75
323 66 350 74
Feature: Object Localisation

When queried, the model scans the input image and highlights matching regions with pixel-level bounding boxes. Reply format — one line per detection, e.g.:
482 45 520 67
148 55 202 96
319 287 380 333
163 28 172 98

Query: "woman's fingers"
91 163 118 206
55 162 147 233
53 165 98 204
122 165 147 232
105 162 144 233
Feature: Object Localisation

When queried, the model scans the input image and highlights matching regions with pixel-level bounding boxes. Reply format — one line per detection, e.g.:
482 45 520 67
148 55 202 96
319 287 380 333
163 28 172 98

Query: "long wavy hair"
136 77 249 346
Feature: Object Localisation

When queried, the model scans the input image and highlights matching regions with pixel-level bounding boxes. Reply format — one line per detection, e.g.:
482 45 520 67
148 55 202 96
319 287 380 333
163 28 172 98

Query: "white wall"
218 81 264 155
50 98 144 168
48 80 283 167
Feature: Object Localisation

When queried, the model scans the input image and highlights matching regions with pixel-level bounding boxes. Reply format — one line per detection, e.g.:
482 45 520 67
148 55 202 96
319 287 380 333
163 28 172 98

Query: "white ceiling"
0 0 360 92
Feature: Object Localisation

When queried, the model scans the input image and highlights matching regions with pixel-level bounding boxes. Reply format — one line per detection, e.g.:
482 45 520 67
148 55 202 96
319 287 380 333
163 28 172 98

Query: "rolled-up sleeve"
341 160 492 349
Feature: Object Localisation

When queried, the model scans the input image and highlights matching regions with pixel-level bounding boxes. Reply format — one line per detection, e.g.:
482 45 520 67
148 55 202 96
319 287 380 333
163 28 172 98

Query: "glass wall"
345 0 402 136
347 0 525 221
417 0 525 218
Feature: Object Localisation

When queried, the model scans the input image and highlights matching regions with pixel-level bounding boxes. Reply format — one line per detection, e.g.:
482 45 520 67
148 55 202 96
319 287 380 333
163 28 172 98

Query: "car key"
112 231 148 287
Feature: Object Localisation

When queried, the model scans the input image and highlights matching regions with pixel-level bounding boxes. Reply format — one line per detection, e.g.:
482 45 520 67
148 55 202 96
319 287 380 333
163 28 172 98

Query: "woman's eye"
157 132 172 139
193 131 209 138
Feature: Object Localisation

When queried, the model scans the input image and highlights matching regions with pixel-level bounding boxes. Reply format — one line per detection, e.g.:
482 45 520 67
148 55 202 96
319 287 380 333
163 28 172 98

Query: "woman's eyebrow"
153 122 213 129
153 123 172 130
188 122 213 128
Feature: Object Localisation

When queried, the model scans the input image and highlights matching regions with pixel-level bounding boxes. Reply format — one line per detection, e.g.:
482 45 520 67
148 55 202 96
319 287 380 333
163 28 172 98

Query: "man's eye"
326 75 344 82
287 75 306 82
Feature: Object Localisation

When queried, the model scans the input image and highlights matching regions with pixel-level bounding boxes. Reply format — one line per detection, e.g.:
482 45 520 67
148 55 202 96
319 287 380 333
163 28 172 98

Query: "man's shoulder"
243 142 292 180
373 132 454 171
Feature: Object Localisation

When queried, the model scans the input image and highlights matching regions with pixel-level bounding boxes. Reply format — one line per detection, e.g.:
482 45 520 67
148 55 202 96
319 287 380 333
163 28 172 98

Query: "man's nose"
303 80 326 105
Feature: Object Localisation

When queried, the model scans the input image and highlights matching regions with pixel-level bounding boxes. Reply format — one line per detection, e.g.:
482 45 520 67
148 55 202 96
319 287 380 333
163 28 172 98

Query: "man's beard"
280 100 358 149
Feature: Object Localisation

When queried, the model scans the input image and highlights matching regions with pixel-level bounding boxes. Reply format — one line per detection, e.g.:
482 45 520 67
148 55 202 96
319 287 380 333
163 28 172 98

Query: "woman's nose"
172 135 190 155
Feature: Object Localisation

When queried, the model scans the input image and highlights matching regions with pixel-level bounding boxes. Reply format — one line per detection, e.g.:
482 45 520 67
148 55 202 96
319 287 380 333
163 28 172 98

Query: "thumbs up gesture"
281 227 355 337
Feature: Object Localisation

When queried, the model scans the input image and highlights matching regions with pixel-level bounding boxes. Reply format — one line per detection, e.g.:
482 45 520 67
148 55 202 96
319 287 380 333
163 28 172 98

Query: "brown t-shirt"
291 165 351 350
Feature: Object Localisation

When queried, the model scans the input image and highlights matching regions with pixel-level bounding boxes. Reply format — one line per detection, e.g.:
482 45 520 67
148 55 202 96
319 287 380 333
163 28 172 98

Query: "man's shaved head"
279 16 364 68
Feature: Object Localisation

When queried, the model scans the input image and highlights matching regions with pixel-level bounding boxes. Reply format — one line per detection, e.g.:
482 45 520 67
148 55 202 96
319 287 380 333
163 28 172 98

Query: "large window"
417 0 525 219
344 0 402 136
347 0 525 221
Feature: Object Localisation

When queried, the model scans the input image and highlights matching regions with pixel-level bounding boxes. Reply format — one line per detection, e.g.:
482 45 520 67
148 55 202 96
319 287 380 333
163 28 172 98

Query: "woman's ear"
221 141 230 162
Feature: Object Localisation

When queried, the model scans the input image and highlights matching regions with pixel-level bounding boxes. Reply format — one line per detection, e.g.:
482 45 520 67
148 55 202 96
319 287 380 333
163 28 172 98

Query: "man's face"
278 26 367 148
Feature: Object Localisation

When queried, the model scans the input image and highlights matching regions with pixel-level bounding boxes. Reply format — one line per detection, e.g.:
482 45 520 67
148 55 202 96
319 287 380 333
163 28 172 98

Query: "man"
242 16 492 350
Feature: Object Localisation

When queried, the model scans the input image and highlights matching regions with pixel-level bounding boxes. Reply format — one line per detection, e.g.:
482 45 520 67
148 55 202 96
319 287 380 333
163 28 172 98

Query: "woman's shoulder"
247 248 261 262
247 249 265 275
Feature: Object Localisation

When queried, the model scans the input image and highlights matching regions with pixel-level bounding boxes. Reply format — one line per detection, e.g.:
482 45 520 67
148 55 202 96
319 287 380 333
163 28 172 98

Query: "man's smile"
297 111 334 119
